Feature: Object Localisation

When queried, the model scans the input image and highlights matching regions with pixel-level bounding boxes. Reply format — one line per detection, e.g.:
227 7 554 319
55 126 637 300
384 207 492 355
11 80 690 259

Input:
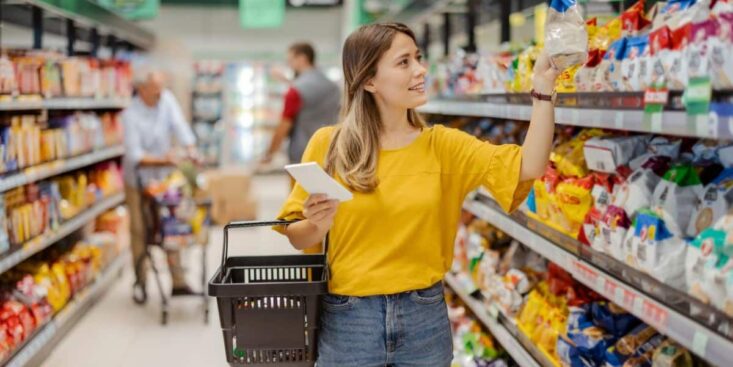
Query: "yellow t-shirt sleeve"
434 125 533 213
273 126 334 234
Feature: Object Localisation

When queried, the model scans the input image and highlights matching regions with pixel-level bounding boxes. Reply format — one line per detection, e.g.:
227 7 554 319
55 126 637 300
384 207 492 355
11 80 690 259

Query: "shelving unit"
0 192 125 275
445 273 546 367
0 145 125 193
419 92 733 139
3 251 129 367
462 194 733 367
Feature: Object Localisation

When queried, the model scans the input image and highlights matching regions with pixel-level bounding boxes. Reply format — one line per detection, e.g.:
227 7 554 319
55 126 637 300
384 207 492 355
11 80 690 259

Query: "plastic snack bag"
687 168 733 237
597 205 633 258
595 38 628 91
687 19 719 83
686 228 725 304
556 176 595 235
652 165 705 237
652 340 695 367
629 137 681 170
632 210 687 287
605 325 665 367
575 49 606 92
711 13 733 89
584 135 650 173
545 0 589 71
612 156 671 220
590 301 641 338
621 0 652 35
621 35 650 91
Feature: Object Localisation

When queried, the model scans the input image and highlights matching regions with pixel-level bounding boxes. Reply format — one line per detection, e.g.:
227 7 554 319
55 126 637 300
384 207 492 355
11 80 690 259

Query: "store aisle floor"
41 174 297 367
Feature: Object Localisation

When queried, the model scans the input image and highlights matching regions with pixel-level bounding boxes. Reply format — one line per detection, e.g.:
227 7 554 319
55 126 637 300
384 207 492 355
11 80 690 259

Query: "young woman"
276 23 559 366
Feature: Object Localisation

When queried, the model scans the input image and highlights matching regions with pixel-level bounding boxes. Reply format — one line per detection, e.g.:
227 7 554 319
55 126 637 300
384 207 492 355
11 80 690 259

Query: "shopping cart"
209 221 329 366
132 166 211 325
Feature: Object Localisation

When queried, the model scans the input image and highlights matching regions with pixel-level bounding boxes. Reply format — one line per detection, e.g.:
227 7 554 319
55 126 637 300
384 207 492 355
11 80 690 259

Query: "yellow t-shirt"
276 124 532 296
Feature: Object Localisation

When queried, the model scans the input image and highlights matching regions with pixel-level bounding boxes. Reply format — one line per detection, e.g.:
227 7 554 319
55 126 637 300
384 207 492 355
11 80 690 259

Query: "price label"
595 275 606 290
696 112 718 139
571 109 580 123
487 304 499 319
644 88 669 105
692 331 708 358
615 112 625 129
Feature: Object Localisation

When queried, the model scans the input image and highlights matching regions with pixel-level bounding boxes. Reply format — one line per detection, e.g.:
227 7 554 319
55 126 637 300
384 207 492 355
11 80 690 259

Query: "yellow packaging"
591 17 622 51
556 65 580 93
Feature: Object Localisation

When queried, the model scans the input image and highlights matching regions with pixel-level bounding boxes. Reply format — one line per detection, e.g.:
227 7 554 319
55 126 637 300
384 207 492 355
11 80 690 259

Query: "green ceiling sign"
97 0 160 20
239 0 285 29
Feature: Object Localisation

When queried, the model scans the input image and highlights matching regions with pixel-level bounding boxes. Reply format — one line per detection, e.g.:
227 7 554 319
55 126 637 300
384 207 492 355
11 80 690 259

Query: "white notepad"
284 162 353 202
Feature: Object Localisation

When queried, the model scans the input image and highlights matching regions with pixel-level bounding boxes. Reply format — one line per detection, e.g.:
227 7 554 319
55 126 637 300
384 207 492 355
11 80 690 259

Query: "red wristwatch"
530 88 557 105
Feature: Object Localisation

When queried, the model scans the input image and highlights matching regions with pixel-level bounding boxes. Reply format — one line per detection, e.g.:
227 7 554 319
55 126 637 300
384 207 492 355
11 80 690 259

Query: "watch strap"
530 88 554 102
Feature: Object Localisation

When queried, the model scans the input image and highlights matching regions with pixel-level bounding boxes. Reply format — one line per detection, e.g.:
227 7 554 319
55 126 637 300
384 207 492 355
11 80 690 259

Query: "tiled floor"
41 174 297 367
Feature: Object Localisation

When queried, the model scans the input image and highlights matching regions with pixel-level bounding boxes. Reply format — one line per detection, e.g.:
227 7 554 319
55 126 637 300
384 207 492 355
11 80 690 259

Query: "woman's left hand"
532 52 561 95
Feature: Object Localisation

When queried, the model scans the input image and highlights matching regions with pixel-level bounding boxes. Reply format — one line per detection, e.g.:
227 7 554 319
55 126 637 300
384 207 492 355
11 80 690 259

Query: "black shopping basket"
208 220 329 366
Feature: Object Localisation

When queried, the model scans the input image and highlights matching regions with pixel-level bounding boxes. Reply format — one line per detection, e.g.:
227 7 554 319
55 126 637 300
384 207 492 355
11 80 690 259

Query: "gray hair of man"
132 64 165 87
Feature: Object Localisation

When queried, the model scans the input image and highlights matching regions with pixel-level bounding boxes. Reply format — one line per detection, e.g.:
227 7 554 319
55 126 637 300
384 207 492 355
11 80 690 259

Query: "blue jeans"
317 281 453 367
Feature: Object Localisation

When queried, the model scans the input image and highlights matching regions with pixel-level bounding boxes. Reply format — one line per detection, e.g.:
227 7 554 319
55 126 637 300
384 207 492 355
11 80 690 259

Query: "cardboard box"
211 196 258 225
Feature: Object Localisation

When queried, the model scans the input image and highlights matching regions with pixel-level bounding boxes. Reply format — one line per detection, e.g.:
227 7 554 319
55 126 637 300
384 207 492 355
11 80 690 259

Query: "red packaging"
650 26 672 55
622 0 652 33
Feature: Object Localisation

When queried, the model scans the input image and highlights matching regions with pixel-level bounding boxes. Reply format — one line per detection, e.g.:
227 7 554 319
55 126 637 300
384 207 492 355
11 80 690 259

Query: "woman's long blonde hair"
324 23 426 193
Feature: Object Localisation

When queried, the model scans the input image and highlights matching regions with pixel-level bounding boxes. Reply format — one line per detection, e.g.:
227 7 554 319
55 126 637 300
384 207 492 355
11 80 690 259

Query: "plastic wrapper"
556 176 595 235
612 156 671 220
583 135 649 173
652 340 694 367
595 38 628 91
551 129 606 178
620 35 650 91
545 0 589 71
687 19 718 82
604 325 665 367
629 137 681 170
596 205 633 258
565 306 615 366
649 26 674 87
687 168 733 237
621 1 652 34
590 301 641 338
575 49 605 92
651 165 704 237
711 13 733 89
686 227 725 305
631 210 687 287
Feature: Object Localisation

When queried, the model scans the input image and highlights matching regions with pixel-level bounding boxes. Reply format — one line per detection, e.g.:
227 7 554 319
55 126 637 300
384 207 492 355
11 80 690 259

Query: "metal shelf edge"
462 199 733 366
0 145 125 193
444 273 542 367
0 193 125 275
419 100 727 139
0 99 130 111
5 251 128 367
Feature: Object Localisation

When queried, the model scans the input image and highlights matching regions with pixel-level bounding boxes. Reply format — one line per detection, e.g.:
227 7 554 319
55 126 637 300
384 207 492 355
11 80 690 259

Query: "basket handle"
219 220 332 278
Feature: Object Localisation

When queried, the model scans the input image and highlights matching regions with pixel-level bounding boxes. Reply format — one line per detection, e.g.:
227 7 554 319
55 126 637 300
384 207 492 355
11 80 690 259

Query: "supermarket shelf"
2 0 154 50
4 251 128 367
0 193 125 275
462 196 733 367
419 99 732 139
0 98 130 111
0 145 125 193
444 273 544 367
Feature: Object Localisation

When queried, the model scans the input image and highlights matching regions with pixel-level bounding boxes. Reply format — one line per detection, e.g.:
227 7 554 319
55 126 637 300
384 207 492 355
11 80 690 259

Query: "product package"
595 38 628 91
710 13 733 89
687 168 733 237
651 165 704 237
686 228 726 305
545 0 589 71
631 210 687 287
687 19 719 82
620 35 651 91
583 135 650 173
604 324 665 367
612 156 671 221
652 339 695 367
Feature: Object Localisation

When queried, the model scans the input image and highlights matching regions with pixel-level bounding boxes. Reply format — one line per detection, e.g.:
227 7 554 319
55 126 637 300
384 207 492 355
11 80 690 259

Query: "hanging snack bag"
652 165 705 237
545 0 589 71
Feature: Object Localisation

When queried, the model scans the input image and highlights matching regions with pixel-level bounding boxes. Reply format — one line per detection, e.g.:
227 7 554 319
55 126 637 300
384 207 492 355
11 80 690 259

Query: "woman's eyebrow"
393 50 420 61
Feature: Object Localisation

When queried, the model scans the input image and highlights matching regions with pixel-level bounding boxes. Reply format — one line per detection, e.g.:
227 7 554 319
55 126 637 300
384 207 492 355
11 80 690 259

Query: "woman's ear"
363 78 377 94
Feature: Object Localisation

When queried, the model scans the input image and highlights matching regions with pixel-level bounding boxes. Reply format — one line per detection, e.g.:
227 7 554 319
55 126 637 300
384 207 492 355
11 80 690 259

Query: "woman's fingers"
304 199 338 220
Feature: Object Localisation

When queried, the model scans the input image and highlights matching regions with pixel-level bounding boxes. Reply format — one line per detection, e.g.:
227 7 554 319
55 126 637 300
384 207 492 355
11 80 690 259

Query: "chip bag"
545 0 589 70
652 165 705 238
556 176 596 235
621 0 652 34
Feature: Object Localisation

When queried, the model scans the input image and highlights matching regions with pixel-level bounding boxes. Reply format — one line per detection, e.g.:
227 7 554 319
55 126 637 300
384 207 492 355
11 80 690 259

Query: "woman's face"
366 33 427 109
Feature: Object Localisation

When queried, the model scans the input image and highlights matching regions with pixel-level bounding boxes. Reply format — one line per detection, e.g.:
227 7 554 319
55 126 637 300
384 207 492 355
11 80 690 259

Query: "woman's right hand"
303 194 339 231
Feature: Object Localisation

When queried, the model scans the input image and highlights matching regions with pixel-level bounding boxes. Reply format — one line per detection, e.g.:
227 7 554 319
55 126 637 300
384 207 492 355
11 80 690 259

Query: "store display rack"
445 273 551 367
462 193 733 367
0 192 125 275
2 250 129 367
419 91 733 139
0 145 125 193
0 98 130 112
